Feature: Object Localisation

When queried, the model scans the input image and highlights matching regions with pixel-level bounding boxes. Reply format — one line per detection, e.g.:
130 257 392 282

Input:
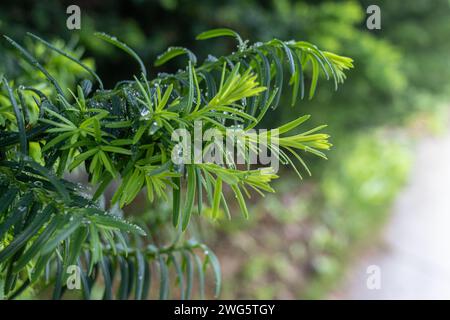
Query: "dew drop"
149 121 161 135
140 108 150 117
34 181 44 187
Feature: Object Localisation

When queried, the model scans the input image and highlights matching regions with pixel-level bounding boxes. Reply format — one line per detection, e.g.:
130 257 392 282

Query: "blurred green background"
1 0 449 298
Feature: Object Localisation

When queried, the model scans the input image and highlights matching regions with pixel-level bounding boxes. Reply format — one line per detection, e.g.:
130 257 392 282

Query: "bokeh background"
1 0 449 299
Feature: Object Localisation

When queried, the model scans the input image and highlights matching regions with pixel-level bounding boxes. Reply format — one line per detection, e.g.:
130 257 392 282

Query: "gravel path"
338 129 450 299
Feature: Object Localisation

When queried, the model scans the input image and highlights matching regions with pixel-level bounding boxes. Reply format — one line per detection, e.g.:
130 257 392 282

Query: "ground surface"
337 128 450 299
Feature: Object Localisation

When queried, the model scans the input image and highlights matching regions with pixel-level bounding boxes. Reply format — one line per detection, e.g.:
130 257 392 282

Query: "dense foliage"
0 29 352 299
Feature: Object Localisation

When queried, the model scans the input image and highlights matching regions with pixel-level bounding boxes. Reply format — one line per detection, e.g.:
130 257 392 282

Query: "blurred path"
338 128 450 299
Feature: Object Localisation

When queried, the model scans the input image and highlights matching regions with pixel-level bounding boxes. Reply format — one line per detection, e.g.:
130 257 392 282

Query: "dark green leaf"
117 256 129 300
159 255 169 300
201 245 221 298
41 215 82 255
100 256 113 300
25 160 70 202
182 165 196 231
87 210 146 236
183 251 193 300
0 192 33 240
192 252 205 299
196 28 244 47
0 204 54 264
154 47 197 66
0 187 19 214
14 215 61 272
172 177 181 227
2 78 27 156
134 251 145 300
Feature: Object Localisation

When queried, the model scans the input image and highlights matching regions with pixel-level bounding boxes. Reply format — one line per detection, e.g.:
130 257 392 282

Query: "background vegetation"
1 0 449 298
